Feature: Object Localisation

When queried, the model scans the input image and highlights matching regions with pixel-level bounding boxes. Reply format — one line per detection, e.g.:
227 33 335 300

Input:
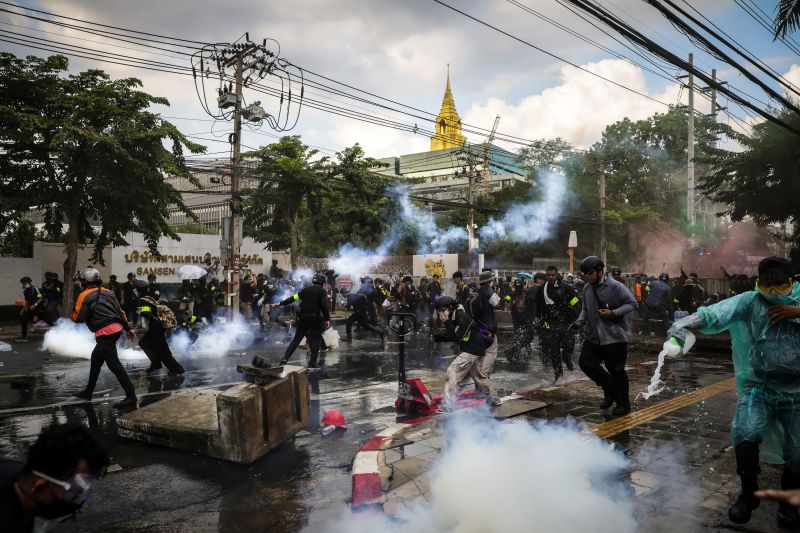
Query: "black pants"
269 307 291 330
578 341 629 407
282 319 323 365
641 304 672 335
508 317 534 364
540 326 575 377
139 331 185 373
20 306 53 338
735 440 800 495
46 300 61 324
345 312 384 340
84 332 136 398
124 303 139 326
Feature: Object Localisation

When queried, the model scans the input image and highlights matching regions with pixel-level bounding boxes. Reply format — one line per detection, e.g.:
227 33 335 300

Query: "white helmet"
77 267 102 284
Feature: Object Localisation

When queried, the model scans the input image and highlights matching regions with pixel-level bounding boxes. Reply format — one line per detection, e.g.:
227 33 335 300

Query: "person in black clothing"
452 270 472 308
0 423 109 533
194 278 216 325
428 274 443 303
535 266 580 383
252 273 267 330
145 274 160 300
137 296 185 375
342 288 385 342
470 271 500 396
19 277 52 341
359 276 379 326
42 272 62 324
121 273 140 327
506 278 534 367
275 273 330 368
107 275 122 303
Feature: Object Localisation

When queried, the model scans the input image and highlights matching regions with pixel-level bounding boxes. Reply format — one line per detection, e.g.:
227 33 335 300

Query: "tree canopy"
0 53 204 309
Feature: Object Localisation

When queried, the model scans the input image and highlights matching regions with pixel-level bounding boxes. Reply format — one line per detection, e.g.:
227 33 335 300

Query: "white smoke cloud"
480 171 568 242
329 185 467 276
315 410 637 533
42 316 256 360
42 319 146 360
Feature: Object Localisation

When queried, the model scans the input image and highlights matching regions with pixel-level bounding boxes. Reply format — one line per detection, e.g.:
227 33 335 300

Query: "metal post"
599 172 607 266
687 53 695 225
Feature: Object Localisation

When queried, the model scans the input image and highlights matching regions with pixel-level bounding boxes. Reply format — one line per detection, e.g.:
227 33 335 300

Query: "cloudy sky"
2 0 798 158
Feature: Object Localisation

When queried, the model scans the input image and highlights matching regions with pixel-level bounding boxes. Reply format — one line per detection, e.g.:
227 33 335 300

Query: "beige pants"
481 336 498 378
445 351 495 406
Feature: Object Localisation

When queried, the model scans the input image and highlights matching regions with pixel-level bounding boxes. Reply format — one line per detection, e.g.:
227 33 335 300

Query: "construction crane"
482 114 500 195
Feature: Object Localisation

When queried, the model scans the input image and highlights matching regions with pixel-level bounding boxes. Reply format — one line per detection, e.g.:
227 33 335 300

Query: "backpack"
155 303 177 330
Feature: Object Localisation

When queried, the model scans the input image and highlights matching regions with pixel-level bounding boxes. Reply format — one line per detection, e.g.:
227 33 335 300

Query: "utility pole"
224 46 254 318
687 53 695 226
599 172 607 266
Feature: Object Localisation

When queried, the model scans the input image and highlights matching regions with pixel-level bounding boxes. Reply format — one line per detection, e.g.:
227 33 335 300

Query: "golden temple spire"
431 65 466 151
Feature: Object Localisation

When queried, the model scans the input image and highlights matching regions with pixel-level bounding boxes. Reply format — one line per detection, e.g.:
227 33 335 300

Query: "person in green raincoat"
667 257 800 527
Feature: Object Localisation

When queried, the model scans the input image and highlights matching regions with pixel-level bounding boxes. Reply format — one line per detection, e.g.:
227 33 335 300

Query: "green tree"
243 136 328 269
516 137 573 182
776 0 800 37
700 108 800 242
0 219 38 257
297 144 392 256
0 53 204 310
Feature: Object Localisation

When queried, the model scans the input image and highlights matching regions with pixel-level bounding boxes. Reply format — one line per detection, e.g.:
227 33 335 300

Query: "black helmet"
402 275 413 283
20 276 32 284
373 277 383 285
148 273 157 281
312 273 326 285
659 273 670 282
611 267 622 277
579 256 605 274
435 295 457 308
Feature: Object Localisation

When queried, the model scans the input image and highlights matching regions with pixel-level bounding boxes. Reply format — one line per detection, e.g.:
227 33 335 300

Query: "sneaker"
599 395 614 409
278 359 288 366
778 501 800 528
145 366 162 374
72 390 93 401
728 492 760 524
168 368 186 376
113 397 137 409
15 337 28 343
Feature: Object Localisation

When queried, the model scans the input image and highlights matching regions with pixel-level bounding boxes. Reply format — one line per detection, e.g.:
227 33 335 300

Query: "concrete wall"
0 257 40 305
110 233 271 283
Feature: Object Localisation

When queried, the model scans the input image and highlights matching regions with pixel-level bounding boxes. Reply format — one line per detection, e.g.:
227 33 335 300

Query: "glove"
568 319 585 333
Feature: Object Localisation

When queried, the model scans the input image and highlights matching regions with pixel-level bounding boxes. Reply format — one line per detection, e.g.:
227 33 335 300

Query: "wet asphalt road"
0 321 581 532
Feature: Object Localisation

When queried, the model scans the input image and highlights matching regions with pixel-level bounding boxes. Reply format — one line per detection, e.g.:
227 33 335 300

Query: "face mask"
33 470 96 506
439 310 450 320
761 293 795 305
23 283 31 289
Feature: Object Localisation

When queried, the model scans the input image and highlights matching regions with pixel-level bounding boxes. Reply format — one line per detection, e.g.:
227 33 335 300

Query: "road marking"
588 377 736 440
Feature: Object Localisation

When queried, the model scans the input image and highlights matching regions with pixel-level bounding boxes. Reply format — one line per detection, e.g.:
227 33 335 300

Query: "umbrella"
517 272 534 280
177 265 208 281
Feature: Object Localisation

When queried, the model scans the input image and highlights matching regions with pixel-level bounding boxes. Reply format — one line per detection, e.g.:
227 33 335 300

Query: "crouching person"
137 296 185 376
430 296 499 409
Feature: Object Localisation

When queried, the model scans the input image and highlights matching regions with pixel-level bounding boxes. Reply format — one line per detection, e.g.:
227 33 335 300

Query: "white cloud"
462 59 682 150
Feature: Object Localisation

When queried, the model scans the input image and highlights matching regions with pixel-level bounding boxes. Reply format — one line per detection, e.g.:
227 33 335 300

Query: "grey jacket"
578 276 638 345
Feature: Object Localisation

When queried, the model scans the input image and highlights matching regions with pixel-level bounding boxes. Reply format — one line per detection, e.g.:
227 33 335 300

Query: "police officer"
275 273 330 368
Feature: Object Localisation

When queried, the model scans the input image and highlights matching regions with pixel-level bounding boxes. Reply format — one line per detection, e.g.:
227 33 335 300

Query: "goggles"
33 470 98 505
757 280 793 296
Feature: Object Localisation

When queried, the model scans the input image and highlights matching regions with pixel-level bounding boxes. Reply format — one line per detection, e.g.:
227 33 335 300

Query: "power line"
430 0 671 107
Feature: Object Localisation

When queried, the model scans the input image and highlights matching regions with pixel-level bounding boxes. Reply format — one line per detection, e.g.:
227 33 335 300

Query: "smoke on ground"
42 316 256 360
314 409 638 533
